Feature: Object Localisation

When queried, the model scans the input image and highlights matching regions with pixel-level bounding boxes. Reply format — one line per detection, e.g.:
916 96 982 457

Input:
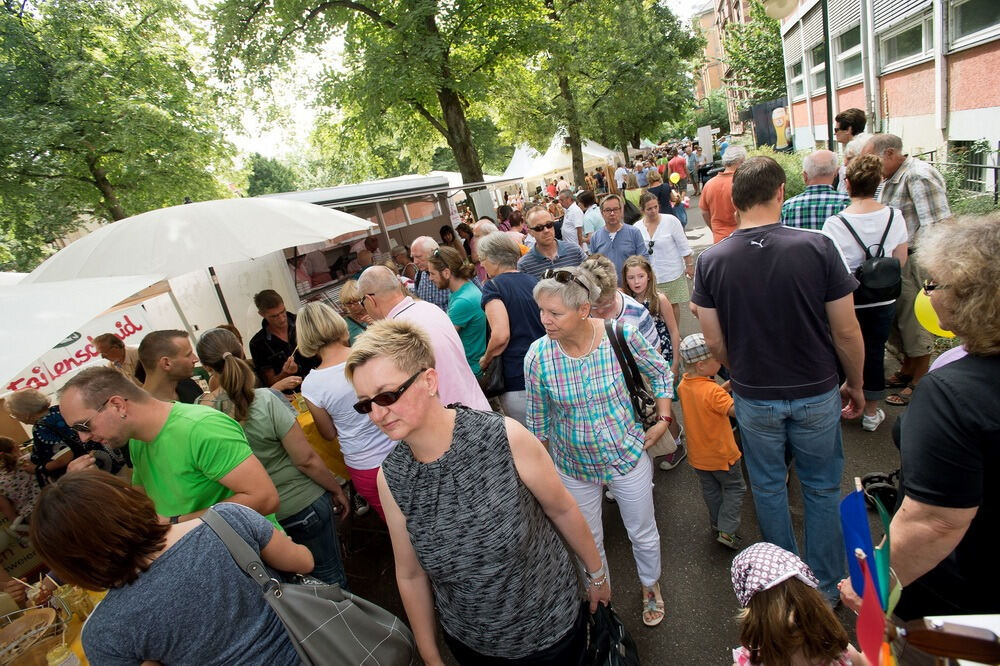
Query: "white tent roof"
503 132 619 181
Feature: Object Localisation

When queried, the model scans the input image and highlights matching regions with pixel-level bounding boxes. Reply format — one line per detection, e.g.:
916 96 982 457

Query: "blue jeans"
733 387 846 600
278 492 348 589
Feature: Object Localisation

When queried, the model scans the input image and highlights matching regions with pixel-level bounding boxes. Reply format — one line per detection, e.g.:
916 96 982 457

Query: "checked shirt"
780 185 850 231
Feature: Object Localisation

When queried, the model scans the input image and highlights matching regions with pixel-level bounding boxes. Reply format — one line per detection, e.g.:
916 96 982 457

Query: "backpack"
836 209 902 305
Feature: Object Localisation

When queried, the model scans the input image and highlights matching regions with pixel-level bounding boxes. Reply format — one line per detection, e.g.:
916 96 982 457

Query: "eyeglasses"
529 222 554 232
922 280 949 295
70 398 112 433
352 369 427 414
542 269 591 296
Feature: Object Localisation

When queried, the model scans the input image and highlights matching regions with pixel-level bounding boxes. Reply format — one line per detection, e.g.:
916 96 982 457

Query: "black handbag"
478 356 506 398
585 603 641 666
604 320 676 458
202 508 416 666
836 210 902 305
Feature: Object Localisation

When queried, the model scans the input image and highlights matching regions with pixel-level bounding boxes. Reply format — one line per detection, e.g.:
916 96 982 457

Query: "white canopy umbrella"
1 275 163 386
24 198 375 283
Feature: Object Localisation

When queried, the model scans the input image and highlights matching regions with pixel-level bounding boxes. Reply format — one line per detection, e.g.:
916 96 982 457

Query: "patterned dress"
643 299 673 364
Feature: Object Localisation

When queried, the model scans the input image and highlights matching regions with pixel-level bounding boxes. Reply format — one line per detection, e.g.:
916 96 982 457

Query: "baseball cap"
679 333 713 365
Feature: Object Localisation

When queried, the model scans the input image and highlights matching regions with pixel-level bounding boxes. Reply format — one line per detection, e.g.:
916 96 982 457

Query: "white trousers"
558 453 661 587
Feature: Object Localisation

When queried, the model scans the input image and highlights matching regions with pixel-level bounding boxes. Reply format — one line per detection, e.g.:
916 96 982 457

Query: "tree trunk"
86 154 126 220
437 87 484 186
619 123 631 163
557 74 586 188
630 132 641 149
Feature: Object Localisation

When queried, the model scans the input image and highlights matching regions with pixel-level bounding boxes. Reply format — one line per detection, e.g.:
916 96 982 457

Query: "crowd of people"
2 111 998 664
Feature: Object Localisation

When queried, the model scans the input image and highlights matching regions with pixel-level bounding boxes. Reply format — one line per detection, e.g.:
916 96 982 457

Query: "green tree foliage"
663 88 731 140
0 0 235 271
211 0 546 190
247 153 300 196
748 145 806 198
722 0 786 106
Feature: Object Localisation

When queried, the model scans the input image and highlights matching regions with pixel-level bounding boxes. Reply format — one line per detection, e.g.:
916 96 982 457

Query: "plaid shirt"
780 185 850 230
524 323 672 484
877 156 951 240
413 269 450 311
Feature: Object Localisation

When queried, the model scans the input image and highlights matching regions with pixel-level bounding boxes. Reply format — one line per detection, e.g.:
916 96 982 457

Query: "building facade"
780 0 1000 174
716 0 754 134
693 0 726 100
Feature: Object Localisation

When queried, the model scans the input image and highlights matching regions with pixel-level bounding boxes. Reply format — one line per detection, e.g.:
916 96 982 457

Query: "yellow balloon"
914 290 955 338
669 172 681 184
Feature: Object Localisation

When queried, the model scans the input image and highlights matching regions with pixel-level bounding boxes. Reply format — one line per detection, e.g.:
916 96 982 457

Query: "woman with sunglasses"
839 213 1000 621
347 320 610 666
296 302 397 522
524 265 672 627
634 191 693 327
5 389 123 485
821 154 909 426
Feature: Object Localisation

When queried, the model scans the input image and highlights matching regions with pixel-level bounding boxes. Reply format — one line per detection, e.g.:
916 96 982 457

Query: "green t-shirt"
448 281 487 377
240 389 324 520
129 402 281 528
346 317 367 345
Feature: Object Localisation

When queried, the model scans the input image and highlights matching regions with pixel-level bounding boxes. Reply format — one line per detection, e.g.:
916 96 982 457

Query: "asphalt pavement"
343 197 904 664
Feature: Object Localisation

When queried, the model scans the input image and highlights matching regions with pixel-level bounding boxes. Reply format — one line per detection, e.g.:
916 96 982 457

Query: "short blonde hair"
918 213 1000 355
579 254 618 302
344 320 436 384
6 389 50 419
296 302 349 357
339 280 363 305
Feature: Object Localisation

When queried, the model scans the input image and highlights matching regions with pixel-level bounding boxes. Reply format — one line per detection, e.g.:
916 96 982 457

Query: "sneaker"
351 489 370 517
862 408 886 432
604 487 617 503
716 531 741 550
658 444 687 471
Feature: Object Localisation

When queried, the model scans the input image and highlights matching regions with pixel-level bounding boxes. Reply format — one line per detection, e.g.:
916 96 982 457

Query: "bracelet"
586 565 606 581
588 574 608 588
657 415 673 425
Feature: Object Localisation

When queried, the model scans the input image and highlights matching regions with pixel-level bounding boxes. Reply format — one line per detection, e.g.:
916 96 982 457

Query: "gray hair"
722 145 747 168
866 133 903 156
475 232 522 269
802 150 838 179
844 133 872 160
356 265 401 296
410 236 439 254
558 189 575 201
532 269 598 310
473 220 499 237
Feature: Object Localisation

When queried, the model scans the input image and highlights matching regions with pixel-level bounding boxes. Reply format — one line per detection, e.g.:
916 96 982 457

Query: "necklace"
558 320 599 359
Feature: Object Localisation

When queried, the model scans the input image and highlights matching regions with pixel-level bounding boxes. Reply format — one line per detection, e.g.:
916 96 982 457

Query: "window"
836 25 863 82
951 0 1000 46
880 15 933 70
809 43 827 93
789 60 805 98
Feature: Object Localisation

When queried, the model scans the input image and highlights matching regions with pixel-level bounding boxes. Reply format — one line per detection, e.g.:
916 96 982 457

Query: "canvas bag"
604 320 676 458
836 209 902 305
202 508 416 666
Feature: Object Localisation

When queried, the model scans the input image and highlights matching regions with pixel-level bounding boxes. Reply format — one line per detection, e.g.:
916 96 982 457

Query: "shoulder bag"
585 602 641 666
604 320 676 458
836 209 902 305
202 508 416 666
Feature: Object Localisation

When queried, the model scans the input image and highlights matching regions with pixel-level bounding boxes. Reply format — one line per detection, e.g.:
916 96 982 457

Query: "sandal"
641 582 665 627
885 372 912 389
885 385 914 406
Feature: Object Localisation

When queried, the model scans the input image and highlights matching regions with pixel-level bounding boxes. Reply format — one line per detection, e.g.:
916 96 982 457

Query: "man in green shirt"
428 246 488 377
60 367 280 525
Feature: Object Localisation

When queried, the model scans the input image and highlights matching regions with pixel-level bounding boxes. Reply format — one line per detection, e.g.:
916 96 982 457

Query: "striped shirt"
524 322 672 484
516 240 587 279
413 269 450 310
780 185 850 231
612 292 660 351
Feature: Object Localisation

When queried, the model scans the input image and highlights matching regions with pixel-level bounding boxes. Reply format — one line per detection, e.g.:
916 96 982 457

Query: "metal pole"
208 266 234 326
821 0 835 150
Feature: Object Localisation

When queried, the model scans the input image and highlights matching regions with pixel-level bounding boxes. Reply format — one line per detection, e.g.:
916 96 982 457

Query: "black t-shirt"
691 223 858 400
248 312 319 386
176 378 205 404
897 353 1000 617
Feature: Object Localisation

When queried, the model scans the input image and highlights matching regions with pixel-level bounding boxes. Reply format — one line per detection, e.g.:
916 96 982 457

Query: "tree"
722 0 786 106
211 0 546 194
247 153 299 196
663 88 731 139
0 0 235 271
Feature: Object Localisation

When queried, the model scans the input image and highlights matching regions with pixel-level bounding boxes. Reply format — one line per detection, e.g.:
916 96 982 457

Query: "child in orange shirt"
677 333 746 550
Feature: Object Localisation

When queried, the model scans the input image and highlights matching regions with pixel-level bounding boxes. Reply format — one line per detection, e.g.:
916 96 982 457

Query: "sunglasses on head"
529 222 555 232
542 269 591 296
922 279 948 295
352 369 427 414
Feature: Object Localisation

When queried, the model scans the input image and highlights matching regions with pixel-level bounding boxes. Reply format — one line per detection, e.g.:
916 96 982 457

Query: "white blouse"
634 214 692 283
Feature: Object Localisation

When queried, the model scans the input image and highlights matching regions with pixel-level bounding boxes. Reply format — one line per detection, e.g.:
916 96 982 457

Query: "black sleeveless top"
381 406 581 657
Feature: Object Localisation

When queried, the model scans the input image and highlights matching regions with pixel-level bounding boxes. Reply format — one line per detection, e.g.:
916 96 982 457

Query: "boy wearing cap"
677 333 746 549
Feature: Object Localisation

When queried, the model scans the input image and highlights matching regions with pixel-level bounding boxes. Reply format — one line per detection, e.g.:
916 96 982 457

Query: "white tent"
503 132 620 191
